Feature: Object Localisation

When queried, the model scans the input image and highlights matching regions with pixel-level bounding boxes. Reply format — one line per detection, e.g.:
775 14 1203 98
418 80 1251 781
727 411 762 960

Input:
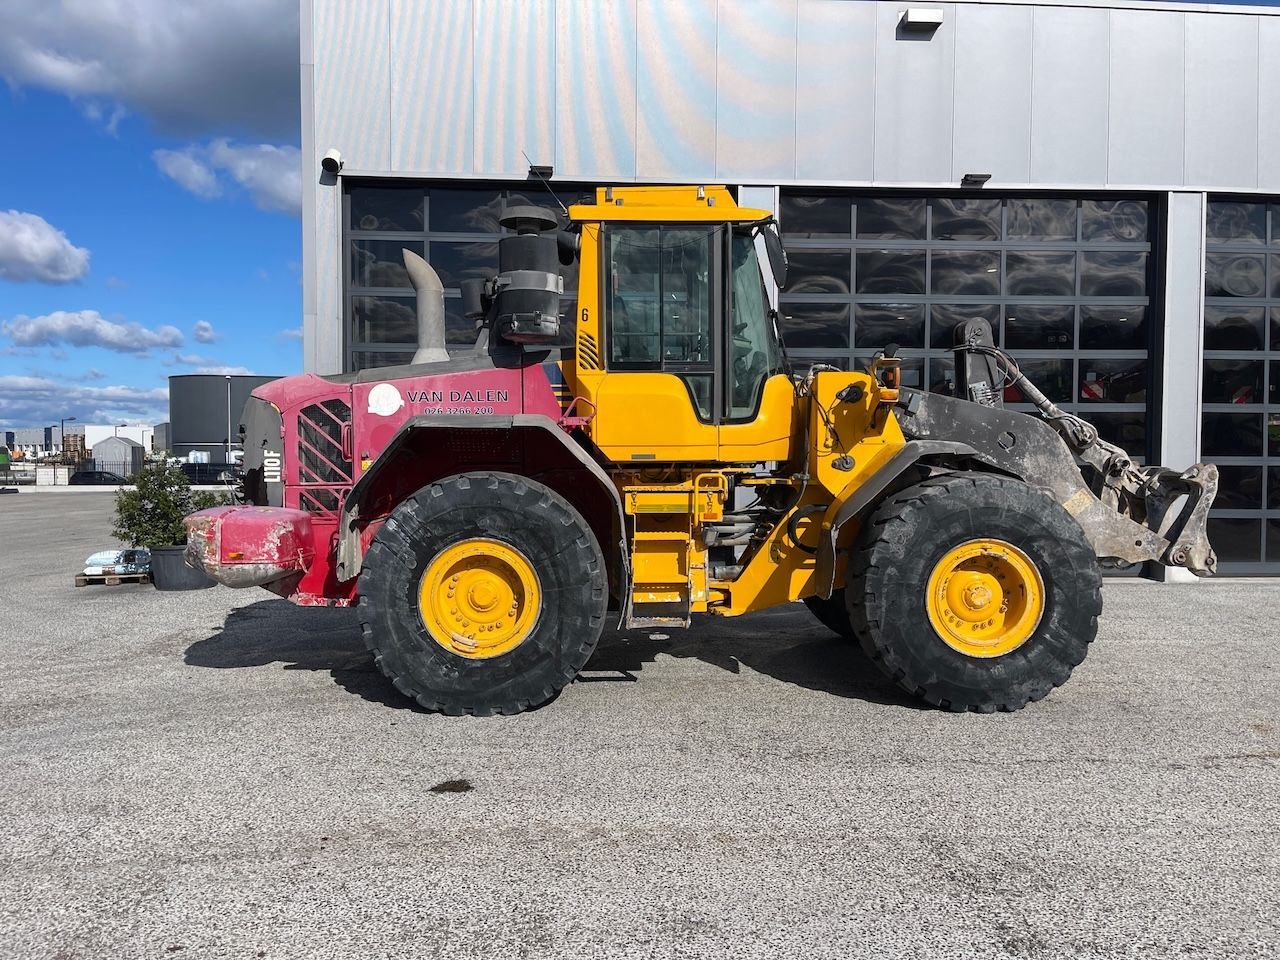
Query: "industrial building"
168 374 281 464
301 0 1280 573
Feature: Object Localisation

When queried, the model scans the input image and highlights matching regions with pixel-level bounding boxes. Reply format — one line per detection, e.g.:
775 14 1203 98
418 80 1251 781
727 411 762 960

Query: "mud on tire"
358 472 607 715
848 473 1102 713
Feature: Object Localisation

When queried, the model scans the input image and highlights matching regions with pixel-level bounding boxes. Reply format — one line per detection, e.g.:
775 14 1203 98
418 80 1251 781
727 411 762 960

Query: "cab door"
718 229 795 463
589 225 722 462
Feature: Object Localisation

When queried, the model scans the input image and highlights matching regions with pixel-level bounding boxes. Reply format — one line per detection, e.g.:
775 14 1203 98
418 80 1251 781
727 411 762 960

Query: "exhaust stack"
402 248 450 364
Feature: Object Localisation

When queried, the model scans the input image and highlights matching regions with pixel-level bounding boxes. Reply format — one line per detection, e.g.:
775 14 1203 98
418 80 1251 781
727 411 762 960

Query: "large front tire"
848 474 1102 713
358 472 607 715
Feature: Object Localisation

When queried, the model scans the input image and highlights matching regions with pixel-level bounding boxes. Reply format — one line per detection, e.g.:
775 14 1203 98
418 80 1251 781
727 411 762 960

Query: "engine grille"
296 399 351 513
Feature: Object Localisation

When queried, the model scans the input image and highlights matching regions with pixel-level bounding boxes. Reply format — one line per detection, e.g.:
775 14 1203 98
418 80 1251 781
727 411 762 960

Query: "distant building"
169 374 281 464
85 424 154 453
153 422 170 454
92 436 145 477
63 434 87 462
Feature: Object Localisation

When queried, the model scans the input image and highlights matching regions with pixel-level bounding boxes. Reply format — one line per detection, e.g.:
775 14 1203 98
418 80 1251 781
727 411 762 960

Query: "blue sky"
0 0 300 429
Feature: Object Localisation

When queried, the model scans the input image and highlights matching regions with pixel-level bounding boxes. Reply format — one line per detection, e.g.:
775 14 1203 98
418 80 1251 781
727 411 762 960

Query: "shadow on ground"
185 598 921 712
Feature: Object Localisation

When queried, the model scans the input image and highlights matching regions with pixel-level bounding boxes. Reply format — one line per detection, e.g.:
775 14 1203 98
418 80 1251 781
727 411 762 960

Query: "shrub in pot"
113 463 227 591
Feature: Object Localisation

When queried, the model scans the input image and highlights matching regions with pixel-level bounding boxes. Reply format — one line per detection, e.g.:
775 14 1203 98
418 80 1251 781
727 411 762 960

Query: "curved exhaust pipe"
402 248 450 363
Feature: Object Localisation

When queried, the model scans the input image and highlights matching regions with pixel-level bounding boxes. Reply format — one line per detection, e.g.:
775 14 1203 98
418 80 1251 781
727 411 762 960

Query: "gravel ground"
1 491 1277 960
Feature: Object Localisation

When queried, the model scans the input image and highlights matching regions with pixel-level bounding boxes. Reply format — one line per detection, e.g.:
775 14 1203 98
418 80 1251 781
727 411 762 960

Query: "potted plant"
113 463 226 590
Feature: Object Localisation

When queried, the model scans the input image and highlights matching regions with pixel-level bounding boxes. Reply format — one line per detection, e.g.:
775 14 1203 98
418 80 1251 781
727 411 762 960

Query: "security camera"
321 149 344 174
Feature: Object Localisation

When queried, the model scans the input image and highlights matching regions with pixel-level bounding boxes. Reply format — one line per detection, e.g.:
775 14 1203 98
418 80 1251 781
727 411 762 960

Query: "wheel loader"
185 186 1218 715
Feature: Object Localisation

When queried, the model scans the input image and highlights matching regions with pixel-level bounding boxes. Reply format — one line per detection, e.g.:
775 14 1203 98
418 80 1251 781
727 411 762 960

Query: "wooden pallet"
75 572 152 587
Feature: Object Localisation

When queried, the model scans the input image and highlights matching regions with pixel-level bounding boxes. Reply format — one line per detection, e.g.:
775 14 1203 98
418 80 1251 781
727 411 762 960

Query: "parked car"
69 470 130 486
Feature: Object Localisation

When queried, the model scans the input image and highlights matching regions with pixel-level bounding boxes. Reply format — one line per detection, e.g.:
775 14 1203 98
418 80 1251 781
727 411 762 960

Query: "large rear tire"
358 472 607 715
848 473 1102 713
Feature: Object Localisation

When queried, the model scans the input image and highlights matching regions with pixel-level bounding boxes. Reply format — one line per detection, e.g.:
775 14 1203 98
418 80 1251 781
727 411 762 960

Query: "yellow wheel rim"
925 539 1045 659
418 538 541 659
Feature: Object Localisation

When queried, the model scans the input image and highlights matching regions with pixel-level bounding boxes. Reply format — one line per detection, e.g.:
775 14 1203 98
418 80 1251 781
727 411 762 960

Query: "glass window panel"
1201 412 1263 457
790 354 849 372
1006 199 1075 240
349 187 424 232
444 298 477 348
1080 358 1147 403
351 295 417 344
1273 361 1280 404
1202 360 1263 404
855 249 925 294
428 188 510 233
1206 201 1266 244
350 239 417 288
854 303 925 348
1206 518 1261 563
1267 521 1280 564
780 195 851 238
351 350 416 370
779 303 851 349
854 354 924 387
1271 256 1280 299
930 303 999 348
931 198 1000 240
1268 466 1280 510
1271 413 1280 458
784 249 851 294
1205 253 1266 298
1204 305 1264 351
856 197 926 240
427 240 499 289
1006 250 1076 296
1080 251 1147 297
1080 305 1147 350
1003 303 1074 350
930 248 1000 296
1006 359 1072 403
1085 411 1147 457
1213 465 1263 510
929 356 955 395
1081 199 1149 241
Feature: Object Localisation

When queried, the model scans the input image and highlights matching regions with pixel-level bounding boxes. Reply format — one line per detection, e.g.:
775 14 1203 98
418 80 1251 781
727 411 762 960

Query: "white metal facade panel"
1185 14 1259 189
312 0 391 173
635 0 718 179
1029 5 1109 185
390 0 474 174
1261 17 1280 192
872 2 957 183
555 0 638 180
472 0 557 178
714 0 798 181
952 4 1032 184
1159 192 1206 471
1107 9 1185 187
794 0 876 182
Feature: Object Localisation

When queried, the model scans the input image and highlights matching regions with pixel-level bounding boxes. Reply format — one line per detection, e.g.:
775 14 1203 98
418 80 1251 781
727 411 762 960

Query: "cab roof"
567 185 770 224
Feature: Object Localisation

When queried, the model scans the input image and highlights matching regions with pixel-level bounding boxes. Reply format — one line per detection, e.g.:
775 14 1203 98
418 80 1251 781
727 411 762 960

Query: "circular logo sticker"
367 383 404 417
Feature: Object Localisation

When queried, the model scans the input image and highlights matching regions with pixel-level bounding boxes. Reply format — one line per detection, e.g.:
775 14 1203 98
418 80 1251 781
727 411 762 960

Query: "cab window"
605 225 717 419
727 231 784 421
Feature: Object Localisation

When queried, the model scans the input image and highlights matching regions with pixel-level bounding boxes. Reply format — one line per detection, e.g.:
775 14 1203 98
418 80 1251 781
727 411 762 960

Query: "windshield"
728 231 785 419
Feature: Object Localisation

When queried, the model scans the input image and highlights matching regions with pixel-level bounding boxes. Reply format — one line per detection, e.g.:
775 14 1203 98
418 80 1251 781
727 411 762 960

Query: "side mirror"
760 221 788 289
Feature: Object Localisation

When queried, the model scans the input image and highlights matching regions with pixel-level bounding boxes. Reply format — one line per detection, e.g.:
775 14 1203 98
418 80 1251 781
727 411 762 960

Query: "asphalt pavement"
1 491 1277 959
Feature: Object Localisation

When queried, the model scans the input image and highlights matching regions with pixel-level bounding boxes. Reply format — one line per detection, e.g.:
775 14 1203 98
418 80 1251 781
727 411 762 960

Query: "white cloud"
195 365 254 376
192 320 217 343
104 276 127 289
154 139 300 215
0 1 298 139
0 210 91 284
153 148 220 199
280 327 303 341
1 310 183 354
173 353 210 367
0 375 168 427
